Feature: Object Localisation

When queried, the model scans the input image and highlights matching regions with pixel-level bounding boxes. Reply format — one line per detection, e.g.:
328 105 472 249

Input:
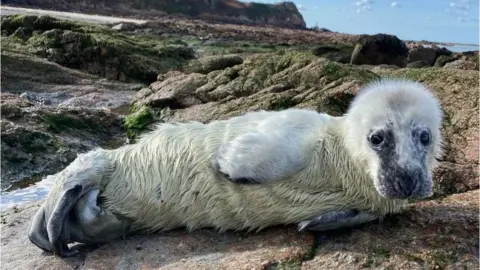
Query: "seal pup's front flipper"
297 209 380 232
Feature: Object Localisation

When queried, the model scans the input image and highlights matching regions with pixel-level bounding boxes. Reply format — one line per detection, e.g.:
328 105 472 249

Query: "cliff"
0 0 307 29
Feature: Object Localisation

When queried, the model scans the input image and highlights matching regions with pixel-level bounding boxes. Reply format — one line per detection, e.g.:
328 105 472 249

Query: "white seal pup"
27 78 443 257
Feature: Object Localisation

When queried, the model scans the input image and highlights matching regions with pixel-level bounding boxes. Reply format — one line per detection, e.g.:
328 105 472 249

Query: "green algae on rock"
311 43 355 64
184 54 244 74
128 52 379 123
0 93 127 189
1 14 196 84
126 57 478 200
124 105 155 141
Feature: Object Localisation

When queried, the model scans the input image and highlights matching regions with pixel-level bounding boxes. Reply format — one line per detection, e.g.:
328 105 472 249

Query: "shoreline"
1 5 478 50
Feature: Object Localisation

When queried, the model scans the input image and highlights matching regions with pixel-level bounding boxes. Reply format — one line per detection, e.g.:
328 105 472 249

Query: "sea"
422 43 479 53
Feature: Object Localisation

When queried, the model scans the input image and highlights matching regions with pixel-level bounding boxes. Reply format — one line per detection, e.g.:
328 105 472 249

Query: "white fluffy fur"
343 79 443 195
42 78 443 234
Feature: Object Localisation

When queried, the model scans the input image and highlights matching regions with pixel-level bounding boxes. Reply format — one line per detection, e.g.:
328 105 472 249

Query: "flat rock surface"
0 201 314 270
1 191 478 269
302 190 479 270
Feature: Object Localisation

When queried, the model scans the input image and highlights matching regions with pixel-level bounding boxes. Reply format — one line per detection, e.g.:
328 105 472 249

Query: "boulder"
406 60 430 68
443 60 477 70
350 34 409 67
136 73 209 109
434 55 457 67
407 47 438 66
127 52 379 139
311 44 354 64
430 44 453 57
184 55 244 74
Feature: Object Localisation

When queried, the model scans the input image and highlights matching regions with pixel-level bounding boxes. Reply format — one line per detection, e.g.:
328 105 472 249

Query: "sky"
240 0 480 45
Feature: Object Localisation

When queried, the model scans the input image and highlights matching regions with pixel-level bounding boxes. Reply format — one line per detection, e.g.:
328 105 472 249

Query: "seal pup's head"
343 78 443 199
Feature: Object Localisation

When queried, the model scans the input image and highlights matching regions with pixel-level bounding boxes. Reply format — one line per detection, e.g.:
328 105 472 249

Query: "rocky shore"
1 12 478 269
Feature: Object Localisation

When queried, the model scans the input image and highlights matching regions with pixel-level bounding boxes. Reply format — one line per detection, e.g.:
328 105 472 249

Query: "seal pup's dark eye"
369 132 384 146
419 131 431 146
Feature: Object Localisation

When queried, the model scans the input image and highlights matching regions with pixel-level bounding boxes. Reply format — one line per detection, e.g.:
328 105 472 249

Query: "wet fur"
31 78 443 248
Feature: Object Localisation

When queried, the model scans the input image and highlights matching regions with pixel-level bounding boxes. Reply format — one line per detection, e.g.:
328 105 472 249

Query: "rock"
310 27 332 33
434 55 457 67
0 201 314 270
1 191 476 269
443 59 477 70
406 60 431 68
130 53 478 198
2 14 197 84
0 46 148 188
311 44 354 64
5 0 307 29
361 64 401 73
407 47 437 66
302 190 479 269
111 22 139 31
1 50 141 109
126 52 379 138
431 44 453 57
157 70 185 82
350 33 409 67
136 73 208 109
185 55 244 74
0 93 127 190
11 26 29 41
457 50 479 61
455 51 479 70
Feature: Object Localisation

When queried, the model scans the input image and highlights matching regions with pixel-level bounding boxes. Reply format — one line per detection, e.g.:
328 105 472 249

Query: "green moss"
124 106 155 141
264 243 318 270
434 55 457 67
322 61 342 79
100 137 127 149
0 14 84 37
1 14 196 84
39 113 102 133
192 38 314 57
265 260 302 270
362 256 375 268
362 247 391 268
373 247 391 258
242 52 312 87
1 130 53 154
405 254 425 264
427 250 459 269
185 55 243 74
311 43 355 63
1 15 37 36
267 96 297 111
